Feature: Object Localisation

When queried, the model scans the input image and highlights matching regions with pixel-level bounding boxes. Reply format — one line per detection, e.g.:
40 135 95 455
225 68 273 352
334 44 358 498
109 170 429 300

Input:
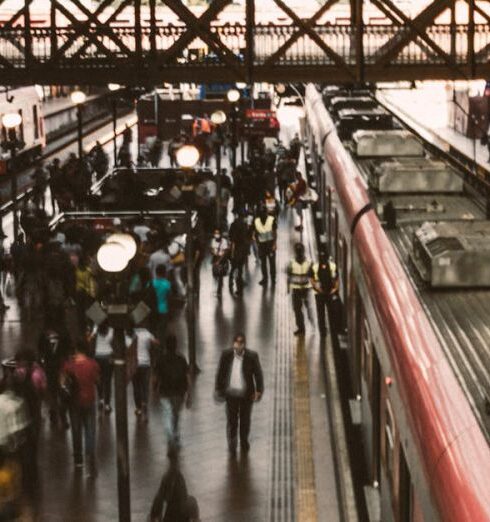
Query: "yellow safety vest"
289 259 312 289
254 216 275 243
312 260 337 294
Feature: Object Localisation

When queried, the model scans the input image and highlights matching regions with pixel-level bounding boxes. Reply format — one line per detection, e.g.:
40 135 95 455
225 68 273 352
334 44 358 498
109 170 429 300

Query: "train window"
361 318 372 391
341 237 348 307
399 448 411 522
18 109 24 142
33 105 39 139
384 399 395 482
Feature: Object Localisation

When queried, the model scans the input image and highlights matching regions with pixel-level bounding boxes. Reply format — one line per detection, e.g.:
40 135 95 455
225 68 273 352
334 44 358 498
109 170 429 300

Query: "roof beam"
161 0 232 64
264 0 340 67
373 0 454 67
271 0 354 78
162 0 241 74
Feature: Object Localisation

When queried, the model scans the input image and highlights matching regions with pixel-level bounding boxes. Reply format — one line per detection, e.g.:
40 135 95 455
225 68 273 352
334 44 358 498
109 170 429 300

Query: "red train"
305 84 490 521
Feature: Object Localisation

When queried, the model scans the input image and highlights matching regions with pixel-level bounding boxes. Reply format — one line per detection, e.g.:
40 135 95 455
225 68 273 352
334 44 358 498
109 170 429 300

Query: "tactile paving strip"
293 336 318 521
267 211 318 522
267 214 296 522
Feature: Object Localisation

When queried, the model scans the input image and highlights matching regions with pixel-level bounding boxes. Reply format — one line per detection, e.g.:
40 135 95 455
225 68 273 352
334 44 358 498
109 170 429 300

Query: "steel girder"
0 0 489 85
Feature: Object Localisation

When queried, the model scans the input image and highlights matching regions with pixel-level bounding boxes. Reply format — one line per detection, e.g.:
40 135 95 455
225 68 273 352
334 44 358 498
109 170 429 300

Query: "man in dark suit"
215 332 264 455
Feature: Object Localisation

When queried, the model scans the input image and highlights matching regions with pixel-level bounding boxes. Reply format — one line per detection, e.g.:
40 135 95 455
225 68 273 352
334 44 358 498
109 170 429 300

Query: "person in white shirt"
132 325 159 421
148 243 172 279
214 333 264 455
88 321 114 413
133 222 151 243
210 229 230 298
167 236 186 299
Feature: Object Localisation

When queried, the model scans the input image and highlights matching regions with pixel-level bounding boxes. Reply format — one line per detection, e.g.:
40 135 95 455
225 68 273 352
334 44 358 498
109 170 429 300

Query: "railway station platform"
379 85 490 175
0 110 356 521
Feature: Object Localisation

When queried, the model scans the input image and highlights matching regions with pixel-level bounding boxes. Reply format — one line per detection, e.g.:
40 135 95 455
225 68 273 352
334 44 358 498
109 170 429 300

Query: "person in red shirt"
62 342 100 475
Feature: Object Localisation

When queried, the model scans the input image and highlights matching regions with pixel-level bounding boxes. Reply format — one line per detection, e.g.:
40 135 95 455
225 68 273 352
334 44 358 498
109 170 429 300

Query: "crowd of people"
0 123 340 521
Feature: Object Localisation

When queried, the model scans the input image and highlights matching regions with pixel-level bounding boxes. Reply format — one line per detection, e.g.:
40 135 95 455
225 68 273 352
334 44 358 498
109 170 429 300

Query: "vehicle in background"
0 86 45 175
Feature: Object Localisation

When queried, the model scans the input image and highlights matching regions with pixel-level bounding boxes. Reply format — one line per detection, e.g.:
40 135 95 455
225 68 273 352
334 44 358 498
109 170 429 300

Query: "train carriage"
0 86 45 174
305 84 490 522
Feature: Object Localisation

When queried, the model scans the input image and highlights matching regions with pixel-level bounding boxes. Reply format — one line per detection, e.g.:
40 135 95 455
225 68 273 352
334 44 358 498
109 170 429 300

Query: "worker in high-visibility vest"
287 243 313 336
311 252 338 337
253 206 277 286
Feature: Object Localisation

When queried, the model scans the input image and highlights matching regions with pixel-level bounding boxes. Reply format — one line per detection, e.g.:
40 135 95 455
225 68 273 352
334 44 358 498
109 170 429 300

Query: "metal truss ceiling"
0 0 489 85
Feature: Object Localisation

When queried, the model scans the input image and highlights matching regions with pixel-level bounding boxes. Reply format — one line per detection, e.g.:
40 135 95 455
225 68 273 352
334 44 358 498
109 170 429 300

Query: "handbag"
212 258 229 277
170 251 185 266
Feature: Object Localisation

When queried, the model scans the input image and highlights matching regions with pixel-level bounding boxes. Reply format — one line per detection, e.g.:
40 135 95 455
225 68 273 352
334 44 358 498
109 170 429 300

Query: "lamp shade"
71 90 87 105
108 83 121 91
106 233 137 260
235 82 247 89
176 145 200 168
227 89 240 103
276 83 287 95
211 110 227 125
2 112 22 129
97 242 129 273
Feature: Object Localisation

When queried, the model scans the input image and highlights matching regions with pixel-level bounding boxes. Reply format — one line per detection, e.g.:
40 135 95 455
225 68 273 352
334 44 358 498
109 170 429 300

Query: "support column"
245 0 255 85
354 0 364 83
450 0 456 60
24 0 32 69
135 0 142 62
185 208 197 374
149 0 157 59
50 1 58 61
468 0 475 77
113 326 131 522
112 99 118 166
10 141 18 242
215 139 222 228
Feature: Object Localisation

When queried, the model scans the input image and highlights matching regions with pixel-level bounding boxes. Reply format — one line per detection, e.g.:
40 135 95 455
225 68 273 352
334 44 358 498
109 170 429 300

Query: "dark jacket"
155 352 189 397
215 348 264 400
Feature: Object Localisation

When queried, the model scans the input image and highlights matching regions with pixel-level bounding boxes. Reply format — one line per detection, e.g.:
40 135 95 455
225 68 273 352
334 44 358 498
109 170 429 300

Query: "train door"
380 383 398 522
327 187 332 251
399 447 426 522
18 109 24 142
341 237 348 313
371 352 381 484
349 280 362 397
360 310 381 484
399 448 410 522
33 104 39 140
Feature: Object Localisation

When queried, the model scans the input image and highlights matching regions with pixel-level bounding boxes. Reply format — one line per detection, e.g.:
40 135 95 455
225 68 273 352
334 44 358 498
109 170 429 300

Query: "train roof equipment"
336 107 394 140
329 96 378 118
411 220 490 288
353 129 424 157
367 157 463 193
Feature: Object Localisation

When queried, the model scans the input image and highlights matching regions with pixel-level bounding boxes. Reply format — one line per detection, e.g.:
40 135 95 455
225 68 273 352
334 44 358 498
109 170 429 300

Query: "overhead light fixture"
1 112 22 129
211 110 227 125
71 90 87 105
227 89 240 103
176 145 200 169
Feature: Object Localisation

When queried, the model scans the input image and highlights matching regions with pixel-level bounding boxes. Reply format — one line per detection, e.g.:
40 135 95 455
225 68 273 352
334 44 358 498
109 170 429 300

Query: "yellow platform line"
293 336 318 522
